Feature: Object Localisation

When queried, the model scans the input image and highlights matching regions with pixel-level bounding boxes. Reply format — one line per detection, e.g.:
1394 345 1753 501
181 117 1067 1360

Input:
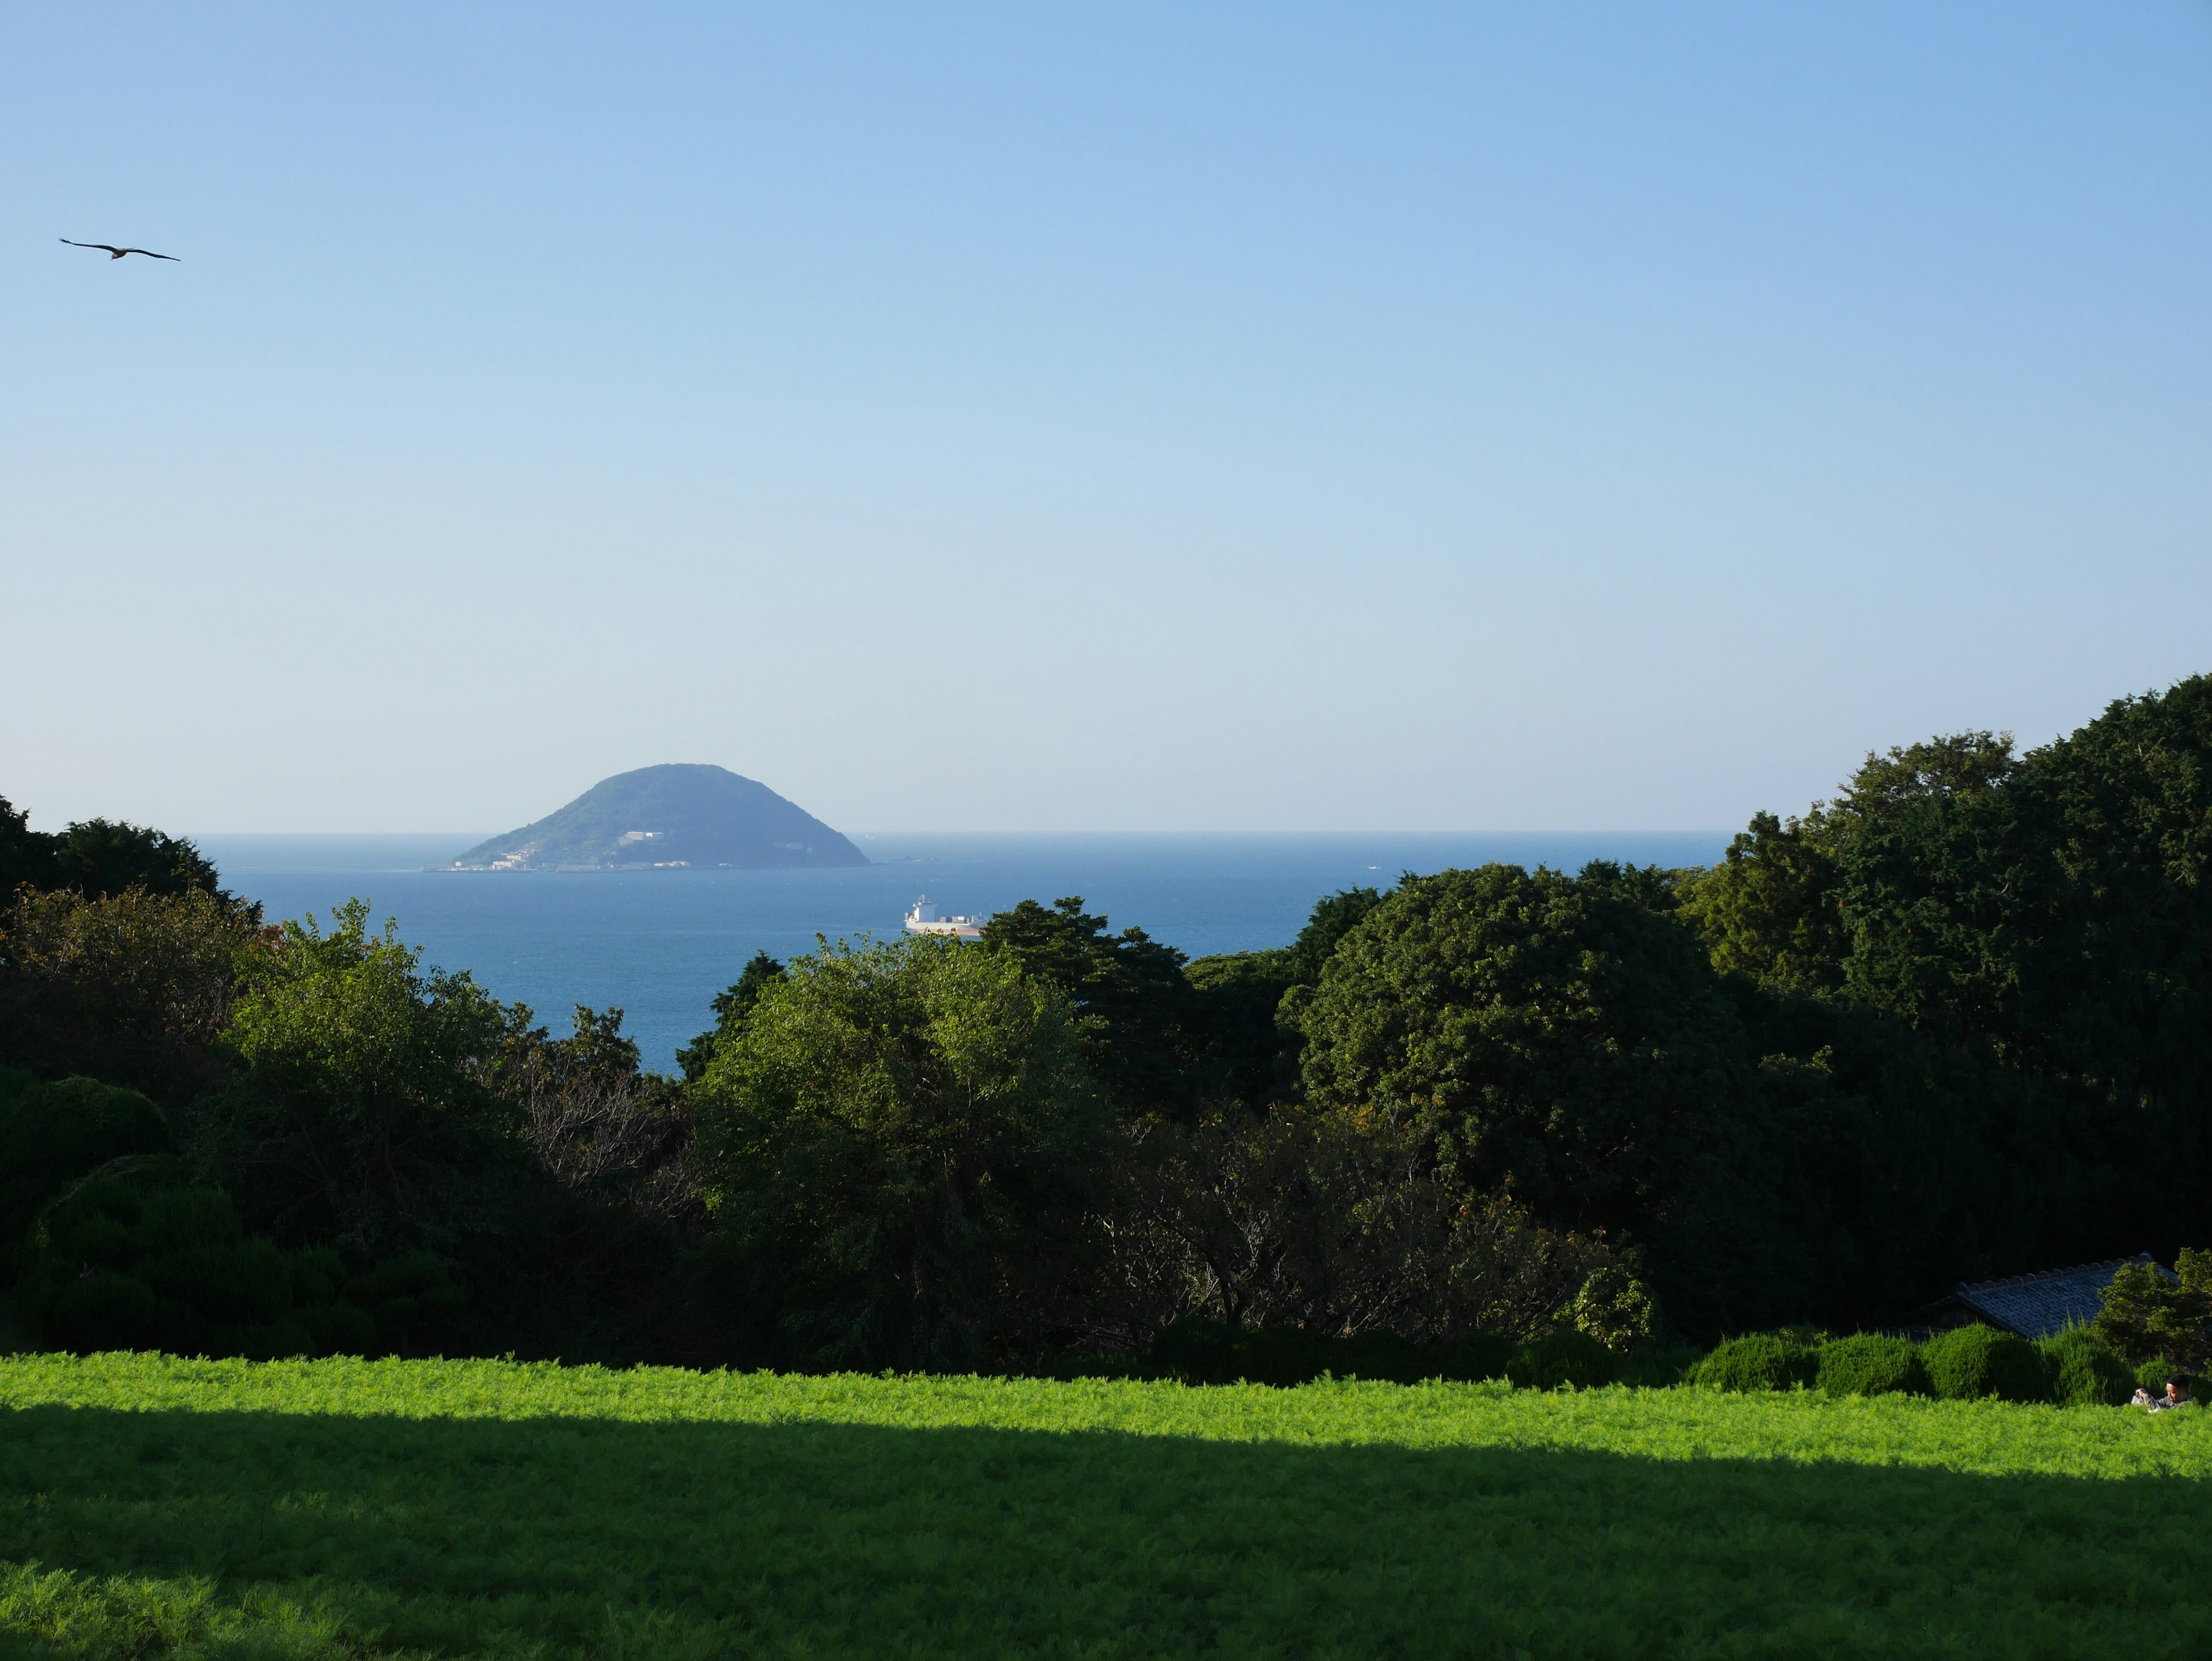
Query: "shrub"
1613 1342 1707 1388
2039 1327 2134 1407
343 1251 468 1356
1331 1330 1432 1384
1146 1316 1263 1384
14 1161 448 1359
1507 1326 1620 1390
1815 1334 1930 1398
1427 1331 1517 1383
0 1068 176 1273
1692 1333 1819 1392
1921 1324 2049 1403
1124 1318 1331 1387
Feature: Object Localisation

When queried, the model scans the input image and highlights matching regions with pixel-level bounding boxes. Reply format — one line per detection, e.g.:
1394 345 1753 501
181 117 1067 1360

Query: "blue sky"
5 3 2207 834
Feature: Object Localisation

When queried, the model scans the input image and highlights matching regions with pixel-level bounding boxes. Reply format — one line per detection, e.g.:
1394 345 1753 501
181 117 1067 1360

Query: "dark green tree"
1674 811 1849 996
1294 862 1825 1334
50 818 240 909
691 937 1103 1370
677 951 786 1083
2094 1252 2211 1371
980 897 1205 1117
0 797 53 894
187 899 518 1259
1283 886 1385 985
1835 684 2212 1250
0 884 259 1105
0 796 250 915
1184 887 1388 1111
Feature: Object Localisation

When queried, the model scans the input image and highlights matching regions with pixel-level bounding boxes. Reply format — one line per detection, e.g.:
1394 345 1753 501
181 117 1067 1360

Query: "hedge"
1815 1333 1930 1398
2039 1327 2134 1407
1692 1333 1819 1392
1922 1324 2048 1403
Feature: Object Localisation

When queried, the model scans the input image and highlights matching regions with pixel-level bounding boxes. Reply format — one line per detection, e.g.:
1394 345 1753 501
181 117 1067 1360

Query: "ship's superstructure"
903 895 984 940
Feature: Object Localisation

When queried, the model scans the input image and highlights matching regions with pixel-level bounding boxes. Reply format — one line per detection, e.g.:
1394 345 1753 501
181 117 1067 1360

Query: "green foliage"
1282 887 1386 986
0 884 258 1107
340 1251 467 1355
1699 683 2212 1261
692 936 1105 1370
1180 887 1388 1113
676 950 785 1082
1815 1334 1930 1398
2096 1255 2212 1371
12 1162 416 1359
1675 810 1850 997
1567 1265 1661 1353
0 794 245 912
1181 949 1301 1108
1107 1099 1630 1346
1921 1324 2051 1403
1506 1326 1620 1390
1694 1333 1820 1392
980 896 1205 1116
0 797 45 894
7 1354 2212 1659
189 899 517 1259
1293 862 1818 1334
2040 1327 2135 1408
0 1068 175 1274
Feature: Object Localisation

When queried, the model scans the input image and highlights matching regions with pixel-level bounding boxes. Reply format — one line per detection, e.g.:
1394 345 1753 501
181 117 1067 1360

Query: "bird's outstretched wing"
59 239 177 260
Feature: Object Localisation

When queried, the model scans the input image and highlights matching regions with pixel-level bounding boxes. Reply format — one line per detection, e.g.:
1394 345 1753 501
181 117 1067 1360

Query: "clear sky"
5 3 2208 835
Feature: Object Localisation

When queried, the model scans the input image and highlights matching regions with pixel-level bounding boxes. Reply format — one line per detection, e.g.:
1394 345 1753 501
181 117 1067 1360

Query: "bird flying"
60 239 178 262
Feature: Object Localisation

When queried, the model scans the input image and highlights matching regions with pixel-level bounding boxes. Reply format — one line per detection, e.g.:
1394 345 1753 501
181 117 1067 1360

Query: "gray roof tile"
1946 1254 2172 1340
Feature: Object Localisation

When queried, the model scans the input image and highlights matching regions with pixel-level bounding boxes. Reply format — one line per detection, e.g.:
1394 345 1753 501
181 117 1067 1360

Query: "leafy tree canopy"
980 897 1203 1116
0 794 249 915
191 899 518 1258
1680 676 2212 1254
0 883 260 1105
1293 862 1823 1333
676 951 786 1083
692 936 1103 1371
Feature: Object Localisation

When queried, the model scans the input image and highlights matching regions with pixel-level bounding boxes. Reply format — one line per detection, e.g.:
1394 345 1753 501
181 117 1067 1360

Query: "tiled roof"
1945 1254 2173 1341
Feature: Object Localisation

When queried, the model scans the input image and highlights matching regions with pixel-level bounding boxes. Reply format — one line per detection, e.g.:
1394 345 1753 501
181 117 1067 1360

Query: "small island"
440 763 869 871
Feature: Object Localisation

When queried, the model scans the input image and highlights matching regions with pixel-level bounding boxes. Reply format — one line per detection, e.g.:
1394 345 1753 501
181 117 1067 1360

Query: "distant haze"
4 6 2207 835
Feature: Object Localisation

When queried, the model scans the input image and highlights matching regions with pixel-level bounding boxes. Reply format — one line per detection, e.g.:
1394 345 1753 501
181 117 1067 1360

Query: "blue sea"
195 832 1731 1072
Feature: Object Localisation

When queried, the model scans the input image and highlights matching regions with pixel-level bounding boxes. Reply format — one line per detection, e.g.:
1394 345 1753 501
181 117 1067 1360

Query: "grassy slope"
2 1355 2208 1659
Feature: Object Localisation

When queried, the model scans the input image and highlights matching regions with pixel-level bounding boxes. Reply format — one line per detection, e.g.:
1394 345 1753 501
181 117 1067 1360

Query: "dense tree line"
2 675 2208 1368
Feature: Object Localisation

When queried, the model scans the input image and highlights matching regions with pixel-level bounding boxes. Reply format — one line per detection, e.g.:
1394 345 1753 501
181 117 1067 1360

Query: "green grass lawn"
2 1353 2208 1659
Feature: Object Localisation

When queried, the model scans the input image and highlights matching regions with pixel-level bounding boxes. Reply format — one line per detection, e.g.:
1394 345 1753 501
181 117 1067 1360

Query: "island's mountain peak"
445 765 867 871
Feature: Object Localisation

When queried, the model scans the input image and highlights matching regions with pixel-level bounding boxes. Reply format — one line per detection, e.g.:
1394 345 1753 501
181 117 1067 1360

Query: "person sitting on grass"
2132 1374 2191 1411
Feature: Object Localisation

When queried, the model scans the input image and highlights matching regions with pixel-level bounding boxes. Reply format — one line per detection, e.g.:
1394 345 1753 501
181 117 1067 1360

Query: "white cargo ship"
903 895 984 940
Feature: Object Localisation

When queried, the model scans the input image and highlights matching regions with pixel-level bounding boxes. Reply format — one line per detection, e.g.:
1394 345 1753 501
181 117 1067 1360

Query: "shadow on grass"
1 1403 2207 1659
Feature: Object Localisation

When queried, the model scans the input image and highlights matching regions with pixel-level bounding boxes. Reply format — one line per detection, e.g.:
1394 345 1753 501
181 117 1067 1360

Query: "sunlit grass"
3 1352 2208 1658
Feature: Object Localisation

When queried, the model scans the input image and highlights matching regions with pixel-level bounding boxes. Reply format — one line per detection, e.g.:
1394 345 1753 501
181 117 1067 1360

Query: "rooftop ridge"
1957 1252 2153 1293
